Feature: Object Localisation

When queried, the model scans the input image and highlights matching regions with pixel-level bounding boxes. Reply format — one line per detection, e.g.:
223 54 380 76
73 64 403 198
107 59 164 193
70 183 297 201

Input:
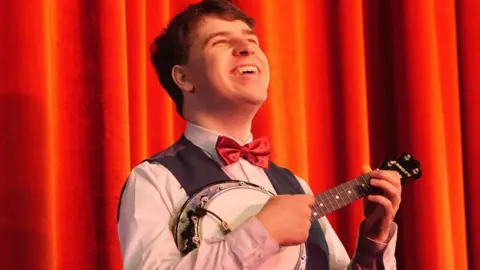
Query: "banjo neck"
309 173 374 220
309 153 422 221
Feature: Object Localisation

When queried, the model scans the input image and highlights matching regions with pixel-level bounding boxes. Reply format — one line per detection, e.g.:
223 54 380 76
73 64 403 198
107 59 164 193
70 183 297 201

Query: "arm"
295 177 398 270
349 221 397 270
117 162 279 270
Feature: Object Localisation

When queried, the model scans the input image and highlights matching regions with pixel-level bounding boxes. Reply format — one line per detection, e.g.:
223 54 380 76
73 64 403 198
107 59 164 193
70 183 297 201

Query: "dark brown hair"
150 0 255 117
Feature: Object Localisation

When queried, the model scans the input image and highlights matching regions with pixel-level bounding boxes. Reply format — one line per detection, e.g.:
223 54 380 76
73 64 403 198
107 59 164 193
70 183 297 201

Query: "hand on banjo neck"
256 153 421 246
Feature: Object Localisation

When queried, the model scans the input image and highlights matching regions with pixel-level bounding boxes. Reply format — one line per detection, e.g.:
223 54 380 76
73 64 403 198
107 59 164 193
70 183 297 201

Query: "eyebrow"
203 29 257 47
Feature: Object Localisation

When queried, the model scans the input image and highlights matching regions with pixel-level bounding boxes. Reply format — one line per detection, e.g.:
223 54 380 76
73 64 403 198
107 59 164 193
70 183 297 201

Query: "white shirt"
117 122 397 269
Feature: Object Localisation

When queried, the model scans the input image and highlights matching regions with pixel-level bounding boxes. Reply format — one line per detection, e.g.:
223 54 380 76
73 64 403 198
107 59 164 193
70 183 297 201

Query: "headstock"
379 152 422 185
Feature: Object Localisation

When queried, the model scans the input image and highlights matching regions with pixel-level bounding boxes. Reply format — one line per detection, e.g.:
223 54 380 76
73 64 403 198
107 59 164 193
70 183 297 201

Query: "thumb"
361 164 372 174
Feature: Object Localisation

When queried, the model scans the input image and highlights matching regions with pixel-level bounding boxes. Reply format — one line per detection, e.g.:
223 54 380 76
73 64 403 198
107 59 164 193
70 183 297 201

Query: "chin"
222 84 268 107
240 83 268 96
241 93 267 106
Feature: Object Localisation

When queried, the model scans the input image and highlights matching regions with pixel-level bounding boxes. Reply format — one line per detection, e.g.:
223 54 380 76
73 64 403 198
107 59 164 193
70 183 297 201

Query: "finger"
298 194 316 205
361 164 372 174
305 219 312 230
370 178 399 196
367 195 395 220
308 195 317 206
370 179 401 210
369 170 402 189
303 206 313 218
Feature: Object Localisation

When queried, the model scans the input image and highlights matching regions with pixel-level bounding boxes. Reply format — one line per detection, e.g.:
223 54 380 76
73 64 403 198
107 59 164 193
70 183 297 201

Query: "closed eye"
212 39 228 46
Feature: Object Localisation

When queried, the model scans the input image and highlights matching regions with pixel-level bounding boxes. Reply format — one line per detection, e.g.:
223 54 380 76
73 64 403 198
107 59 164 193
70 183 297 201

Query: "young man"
117 0 401 269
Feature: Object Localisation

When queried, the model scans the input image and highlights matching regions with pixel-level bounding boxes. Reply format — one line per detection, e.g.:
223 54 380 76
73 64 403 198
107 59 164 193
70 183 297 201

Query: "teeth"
236 65 258 74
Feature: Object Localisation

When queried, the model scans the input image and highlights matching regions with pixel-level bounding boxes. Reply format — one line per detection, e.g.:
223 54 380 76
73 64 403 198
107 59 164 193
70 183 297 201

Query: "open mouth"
232 65 260 75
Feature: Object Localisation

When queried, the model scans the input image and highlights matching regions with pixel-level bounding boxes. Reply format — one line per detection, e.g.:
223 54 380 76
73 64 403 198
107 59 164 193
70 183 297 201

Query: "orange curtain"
1 0 478 269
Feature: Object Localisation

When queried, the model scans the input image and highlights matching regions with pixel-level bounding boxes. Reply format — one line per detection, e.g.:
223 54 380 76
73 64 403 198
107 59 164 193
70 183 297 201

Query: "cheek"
260 53 270 71
205 56 229 83
186 57 207 84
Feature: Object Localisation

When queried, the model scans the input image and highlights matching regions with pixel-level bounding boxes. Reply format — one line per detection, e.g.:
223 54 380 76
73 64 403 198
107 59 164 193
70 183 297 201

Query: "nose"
232 39 255 57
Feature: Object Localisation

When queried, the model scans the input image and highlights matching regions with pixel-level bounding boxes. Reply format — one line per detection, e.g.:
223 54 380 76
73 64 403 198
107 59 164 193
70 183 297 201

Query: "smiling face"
176 15 270 114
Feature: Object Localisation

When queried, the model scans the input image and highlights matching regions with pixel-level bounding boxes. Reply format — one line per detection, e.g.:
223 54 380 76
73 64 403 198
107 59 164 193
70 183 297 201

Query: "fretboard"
310 173 375 221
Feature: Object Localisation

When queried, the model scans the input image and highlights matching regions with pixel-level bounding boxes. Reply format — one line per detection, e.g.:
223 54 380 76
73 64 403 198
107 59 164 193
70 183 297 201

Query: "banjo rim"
173 180 274 246
173 180 307 270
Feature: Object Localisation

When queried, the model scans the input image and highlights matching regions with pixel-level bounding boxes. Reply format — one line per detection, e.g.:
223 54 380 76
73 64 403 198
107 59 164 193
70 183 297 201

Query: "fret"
310 211 318 221
310 199 326 221
344 183 356 202
311 203 319 216
346 180 359 199
359 174 373 194
353 177 367 197
322 191 336 212
351 181 363 199
346 180 362 200
340 182 354 203
315 196 328 215
318 193 334 213
311 200 325 217
314 194 330 216
333 185 347 208
327 189 341 210
335 184 350 206
315 201 325 215
337 188 346 208
325 199 333 213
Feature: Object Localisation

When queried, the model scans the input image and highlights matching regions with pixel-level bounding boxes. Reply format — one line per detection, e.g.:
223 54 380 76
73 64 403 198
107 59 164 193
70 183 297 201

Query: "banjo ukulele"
173 153 422 269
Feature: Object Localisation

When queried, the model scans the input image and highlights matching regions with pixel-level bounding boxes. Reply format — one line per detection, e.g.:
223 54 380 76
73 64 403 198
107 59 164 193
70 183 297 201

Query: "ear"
172 65 194 93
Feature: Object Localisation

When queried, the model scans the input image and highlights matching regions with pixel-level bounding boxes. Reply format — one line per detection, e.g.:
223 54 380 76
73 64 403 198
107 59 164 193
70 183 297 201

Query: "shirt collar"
184 121 253 164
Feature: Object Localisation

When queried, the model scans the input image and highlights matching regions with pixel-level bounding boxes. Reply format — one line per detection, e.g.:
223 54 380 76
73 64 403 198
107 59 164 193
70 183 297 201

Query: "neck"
185 107 255 144
309 173 375 221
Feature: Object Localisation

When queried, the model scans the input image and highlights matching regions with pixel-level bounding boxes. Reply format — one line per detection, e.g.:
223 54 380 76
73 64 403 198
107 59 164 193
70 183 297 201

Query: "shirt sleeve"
295 176 398 270
350 221 398 270
117 162 280 270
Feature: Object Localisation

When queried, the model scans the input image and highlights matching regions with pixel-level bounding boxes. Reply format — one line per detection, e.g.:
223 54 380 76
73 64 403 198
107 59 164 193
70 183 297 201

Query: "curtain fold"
0 0 476 269
456 1 480 270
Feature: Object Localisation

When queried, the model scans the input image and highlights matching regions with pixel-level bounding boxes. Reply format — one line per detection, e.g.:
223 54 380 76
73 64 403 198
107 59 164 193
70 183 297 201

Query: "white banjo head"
174 181 307 270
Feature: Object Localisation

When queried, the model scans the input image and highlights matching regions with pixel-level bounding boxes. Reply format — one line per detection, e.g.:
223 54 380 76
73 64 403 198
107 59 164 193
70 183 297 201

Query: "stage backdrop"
1 0 478 269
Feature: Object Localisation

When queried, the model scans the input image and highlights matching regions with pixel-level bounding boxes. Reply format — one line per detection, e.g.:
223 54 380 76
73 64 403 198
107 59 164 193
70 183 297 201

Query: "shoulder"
129 160 173 183
145 137 190 164
122 139 188 204
118 160 184 218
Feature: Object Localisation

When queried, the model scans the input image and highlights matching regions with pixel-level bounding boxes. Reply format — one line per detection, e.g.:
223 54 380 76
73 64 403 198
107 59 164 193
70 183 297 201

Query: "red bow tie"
215 135 271 169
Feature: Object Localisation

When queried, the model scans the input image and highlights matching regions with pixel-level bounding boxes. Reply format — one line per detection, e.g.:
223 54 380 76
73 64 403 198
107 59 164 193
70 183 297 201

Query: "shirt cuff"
225 216 280 269
353 221 398 268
